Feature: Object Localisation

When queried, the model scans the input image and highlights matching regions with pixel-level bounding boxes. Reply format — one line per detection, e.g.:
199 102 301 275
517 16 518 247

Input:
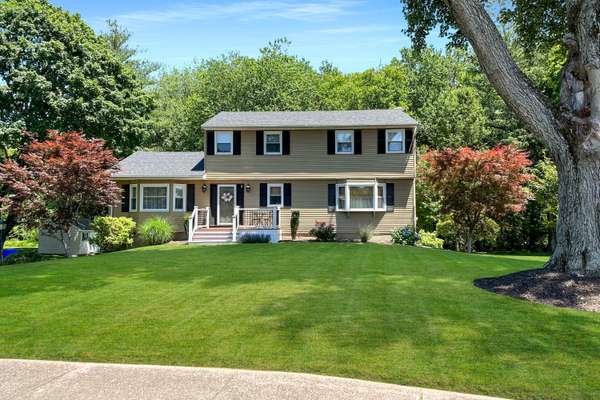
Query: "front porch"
188 206 281 243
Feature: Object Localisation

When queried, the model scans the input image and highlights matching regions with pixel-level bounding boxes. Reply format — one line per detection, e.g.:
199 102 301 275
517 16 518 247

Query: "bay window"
336 182 385 211
141 184 169 212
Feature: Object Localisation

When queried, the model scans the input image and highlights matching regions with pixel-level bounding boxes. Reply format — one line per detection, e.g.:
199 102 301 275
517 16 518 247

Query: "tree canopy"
0 0 153 156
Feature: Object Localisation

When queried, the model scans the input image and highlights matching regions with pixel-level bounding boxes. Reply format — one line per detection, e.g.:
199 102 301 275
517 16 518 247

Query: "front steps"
189 227 233 244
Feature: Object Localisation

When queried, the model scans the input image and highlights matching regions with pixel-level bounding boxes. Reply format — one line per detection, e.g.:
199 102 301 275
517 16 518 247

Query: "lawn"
1 243 599 399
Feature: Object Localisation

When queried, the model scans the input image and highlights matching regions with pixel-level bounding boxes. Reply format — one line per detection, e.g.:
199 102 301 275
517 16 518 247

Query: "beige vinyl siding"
222 179 414 240
112 180 203 239
205 129 416 180
113 178 414 241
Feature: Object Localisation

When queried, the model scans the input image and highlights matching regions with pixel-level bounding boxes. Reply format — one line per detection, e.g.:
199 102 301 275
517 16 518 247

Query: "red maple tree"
420 145 532 253
0 131 121 256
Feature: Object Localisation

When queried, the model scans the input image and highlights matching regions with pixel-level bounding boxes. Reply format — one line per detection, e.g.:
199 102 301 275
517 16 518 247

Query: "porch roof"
112 151 205 179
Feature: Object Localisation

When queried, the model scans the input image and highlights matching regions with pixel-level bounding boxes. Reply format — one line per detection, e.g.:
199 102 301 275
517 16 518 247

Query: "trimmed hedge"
90 216 136 252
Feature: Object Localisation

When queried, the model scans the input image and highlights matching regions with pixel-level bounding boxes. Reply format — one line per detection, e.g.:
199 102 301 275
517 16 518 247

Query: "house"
112 109 417 243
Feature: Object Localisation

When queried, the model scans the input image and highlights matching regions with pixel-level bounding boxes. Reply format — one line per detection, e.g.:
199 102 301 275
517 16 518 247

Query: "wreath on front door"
221 192 234 203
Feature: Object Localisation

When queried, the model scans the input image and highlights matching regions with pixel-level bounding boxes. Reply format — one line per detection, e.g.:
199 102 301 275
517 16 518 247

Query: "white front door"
217 185 236 225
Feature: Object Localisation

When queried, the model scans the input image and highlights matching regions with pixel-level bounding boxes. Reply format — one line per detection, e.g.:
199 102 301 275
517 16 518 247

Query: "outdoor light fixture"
201 184 208 192
245 184 251 192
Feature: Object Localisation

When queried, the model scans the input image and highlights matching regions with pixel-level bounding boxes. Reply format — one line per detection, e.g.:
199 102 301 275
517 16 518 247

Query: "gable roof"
201 109 418 130
112 151 204 179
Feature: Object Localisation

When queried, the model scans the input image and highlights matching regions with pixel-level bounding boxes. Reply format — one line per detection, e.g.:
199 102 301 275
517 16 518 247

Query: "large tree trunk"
444 0 600 276
548 157 600 275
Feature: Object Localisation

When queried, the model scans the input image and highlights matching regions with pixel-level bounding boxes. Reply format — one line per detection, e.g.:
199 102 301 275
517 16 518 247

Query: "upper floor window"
129 184 138 212
386 129 405 153
173 184 186 212
336 182 385 212
267 184 283 207
335 130 354 154
215 131 233 155
264 131 282 155
141 184 169 212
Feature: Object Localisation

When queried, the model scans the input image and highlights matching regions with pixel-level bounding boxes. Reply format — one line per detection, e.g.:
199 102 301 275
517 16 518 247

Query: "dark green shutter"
282 131 290 155
283 183 292 207
233 131 241 155
186 184 195 212
236 184 244 207
328 184 336 207
405 128 414 153
377 129 386 154
386 183 395 211
327 130 335 154
259 183 268 207
121 184 130 212
256 131 264 155
206 131 215 155
210 184 217 225
354 130 362 154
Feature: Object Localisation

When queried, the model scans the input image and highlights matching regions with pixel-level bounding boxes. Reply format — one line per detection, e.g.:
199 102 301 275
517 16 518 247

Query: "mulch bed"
475 268 600 313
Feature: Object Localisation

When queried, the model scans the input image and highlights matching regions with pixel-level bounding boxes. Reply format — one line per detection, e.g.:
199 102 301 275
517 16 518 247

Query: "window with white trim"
386 129 405 153
173 184 186 212
264 131 282 155
215 131 233 154
267 183 283 207
129 185 138 212
336 182 385 212
335 130 354 154
141 184 169 212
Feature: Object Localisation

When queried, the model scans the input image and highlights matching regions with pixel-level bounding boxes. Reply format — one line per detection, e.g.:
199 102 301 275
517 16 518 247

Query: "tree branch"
443 0 567 159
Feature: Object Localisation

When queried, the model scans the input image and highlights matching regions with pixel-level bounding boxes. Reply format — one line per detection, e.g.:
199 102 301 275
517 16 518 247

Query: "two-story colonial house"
112 109 417 243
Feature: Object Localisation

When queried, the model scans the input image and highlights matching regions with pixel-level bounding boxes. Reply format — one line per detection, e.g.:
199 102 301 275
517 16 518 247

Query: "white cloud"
313 25 396 34
107 1 362 26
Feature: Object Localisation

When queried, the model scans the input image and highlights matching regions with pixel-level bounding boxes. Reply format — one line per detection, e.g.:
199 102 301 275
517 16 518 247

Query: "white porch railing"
188 206 210 242
235 207 280 229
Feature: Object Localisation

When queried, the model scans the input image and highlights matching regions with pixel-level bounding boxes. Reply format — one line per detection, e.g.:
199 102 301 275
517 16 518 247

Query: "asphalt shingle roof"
112 151 204 179
201 109 418 130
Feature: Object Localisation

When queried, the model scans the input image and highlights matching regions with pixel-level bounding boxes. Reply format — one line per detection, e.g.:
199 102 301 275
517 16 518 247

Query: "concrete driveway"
0 359 509 400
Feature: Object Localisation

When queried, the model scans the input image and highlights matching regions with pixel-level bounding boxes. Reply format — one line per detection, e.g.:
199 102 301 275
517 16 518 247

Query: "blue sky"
52 0 444 73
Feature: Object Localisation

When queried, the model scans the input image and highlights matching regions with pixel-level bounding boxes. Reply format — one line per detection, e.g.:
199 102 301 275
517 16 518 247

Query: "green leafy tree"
100 19 161 87
0 0 153 155
400 0 600 275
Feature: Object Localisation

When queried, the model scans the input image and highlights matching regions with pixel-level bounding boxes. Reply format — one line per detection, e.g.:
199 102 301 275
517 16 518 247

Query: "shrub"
239 233 271 243
391 226 419 245
138 217 174 245
309 221 336 242
417 230 444 249
90 216 136 252
358 225 374 243
437 215 499 252
8 225 38 242
290 211 300 240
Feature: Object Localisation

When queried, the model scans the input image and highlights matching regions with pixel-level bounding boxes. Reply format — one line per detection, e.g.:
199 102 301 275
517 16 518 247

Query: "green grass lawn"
1 243 599 399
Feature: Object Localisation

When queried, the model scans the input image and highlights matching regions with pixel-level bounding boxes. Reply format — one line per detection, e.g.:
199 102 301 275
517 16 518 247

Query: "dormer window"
335 130 354 154
386 129 405 153
264 131 282 155
215 131 233 155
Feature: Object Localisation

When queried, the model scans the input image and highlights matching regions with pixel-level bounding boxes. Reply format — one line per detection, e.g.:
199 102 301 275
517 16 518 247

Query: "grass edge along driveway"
1 243 598 400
